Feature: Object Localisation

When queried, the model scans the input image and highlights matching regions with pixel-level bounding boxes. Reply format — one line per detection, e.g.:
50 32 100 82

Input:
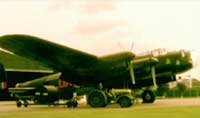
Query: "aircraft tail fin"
0 63 7 89
0 81 7 89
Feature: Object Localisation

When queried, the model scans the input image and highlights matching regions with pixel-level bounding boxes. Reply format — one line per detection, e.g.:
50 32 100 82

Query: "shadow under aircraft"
0 34 193 108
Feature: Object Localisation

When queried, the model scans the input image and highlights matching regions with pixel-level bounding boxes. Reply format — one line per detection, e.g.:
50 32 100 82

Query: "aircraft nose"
184 50 194 67
190 50 200 67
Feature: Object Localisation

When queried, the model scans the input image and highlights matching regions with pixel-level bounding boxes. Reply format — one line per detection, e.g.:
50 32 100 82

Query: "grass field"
1 105 200 118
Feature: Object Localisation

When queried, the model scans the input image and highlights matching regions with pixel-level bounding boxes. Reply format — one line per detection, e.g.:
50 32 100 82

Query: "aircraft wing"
0 34 98 71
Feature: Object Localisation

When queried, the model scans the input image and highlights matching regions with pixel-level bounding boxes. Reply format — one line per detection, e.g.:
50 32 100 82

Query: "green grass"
1 106 200 118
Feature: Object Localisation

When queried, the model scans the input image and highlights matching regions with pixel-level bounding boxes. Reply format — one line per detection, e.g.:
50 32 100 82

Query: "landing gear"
66 100 78 108
16 101 22 108
87 90 107 108
141 89 155 103
16 100 29 108
66 92 78 108
24 100 28 107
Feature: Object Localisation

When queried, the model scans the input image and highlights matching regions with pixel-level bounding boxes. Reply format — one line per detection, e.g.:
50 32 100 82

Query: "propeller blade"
151 66 157 88
129 60 135 85
130 40 134 51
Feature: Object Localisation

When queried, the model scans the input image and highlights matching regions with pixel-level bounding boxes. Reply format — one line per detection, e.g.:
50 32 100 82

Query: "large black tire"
141 90 155 103
16 101 22 108
66 100 78 108
118 96 133 108
24 101 28 107
87 90 107 108
72 101 78 108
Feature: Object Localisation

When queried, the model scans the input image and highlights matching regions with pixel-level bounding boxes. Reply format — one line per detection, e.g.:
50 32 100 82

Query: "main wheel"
87 90 107 108
72 101 78 108
67 100 78 108
141 90 155 103
118 96 133 108
16 101 22 108
24 101 28 107
66 101 73 108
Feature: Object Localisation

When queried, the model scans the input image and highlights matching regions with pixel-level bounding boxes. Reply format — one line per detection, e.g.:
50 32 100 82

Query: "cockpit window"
181 50 185 58
151 48 167 56
137 48 168 57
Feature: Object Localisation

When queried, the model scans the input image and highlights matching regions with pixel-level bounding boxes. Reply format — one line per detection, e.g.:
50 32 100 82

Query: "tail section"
0 81 7 89
0 63 7 89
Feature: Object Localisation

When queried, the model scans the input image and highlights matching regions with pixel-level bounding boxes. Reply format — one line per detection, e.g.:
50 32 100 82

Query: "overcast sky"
0 0 200 78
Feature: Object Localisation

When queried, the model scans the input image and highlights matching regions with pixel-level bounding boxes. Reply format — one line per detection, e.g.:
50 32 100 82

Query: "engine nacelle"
134 71 176 87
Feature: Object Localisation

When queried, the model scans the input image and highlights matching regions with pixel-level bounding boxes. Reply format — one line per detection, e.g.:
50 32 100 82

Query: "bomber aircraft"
0 34 193 108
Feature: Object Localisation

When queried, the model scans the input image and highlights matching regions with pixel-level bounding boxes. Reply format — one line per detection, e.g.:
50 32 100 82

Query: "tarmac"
1 98 200 113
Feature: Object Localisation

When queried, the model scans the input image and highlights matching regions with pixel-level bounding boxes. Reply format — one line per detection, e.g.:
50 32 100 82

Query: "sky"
0 0 200 78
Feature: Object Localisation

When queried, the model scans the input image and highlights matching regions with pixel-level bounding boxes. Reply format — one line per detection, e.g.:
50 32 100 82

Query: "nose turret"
181 50 193 66
153 49 193 74
175 50 193 73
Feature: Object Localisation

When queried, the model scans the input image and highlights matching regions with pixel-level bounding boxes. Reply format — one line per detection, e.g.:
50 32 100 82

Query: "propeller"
116 39 136 85
117 39 134 52
119 39 158 88
128 55 158 87
127 39 136 85
128 60 135 85
129 39 134 52
151 66 157 88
